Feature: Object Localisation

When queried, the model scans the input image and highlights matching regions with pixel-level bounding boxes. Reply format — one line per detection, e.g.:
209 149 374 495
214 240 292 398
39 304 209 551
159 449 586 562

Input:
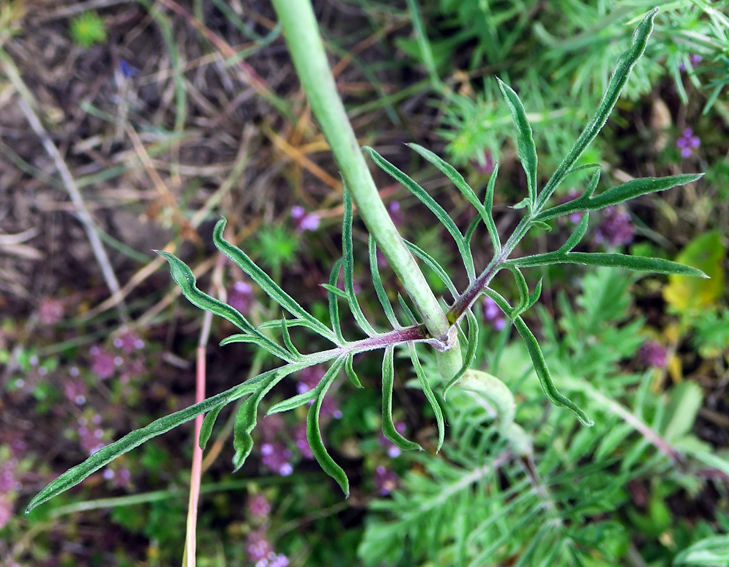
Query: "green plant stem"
270 0 462 378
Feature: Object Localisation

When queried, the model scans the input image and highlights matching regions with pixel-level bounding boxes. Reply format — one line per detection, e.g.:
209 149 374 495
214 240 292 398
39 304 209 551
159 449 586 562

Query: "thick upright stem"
270 0 461 375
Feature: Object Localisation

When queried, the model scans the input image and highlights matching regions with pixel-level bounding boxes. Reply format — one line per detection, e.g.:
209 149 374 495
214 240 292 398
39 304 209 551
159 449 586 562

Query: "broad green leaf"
443 308 479 398
307 356 349 495
27 367 280 511
369 235 401 329
213 219 339 344
537 9 658 209
408 143 500 253
663 230 725 313
484 289 593 426
673 535 729 566
404 240 459 299
507 251 708 278
408 343 445 451
342 187 377 336
497 78 537 207
557 213 589 253
364 146 475 280
537 173 701 221
199 404 225 450
381 346 421 451
158 250 293 362
661 381 703 443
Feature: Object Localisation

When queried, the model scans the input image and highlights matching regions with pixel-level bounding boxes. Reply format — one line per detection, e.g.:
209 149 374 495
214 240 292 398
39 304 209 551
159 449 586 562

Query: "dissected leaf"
382 346 421 451
408 343 446 451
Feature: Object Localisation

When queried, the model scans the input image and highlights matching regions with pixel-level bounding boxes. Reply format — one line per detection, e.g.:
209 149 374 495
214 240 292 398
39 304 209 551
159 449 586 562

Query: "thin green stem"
269 0 461 377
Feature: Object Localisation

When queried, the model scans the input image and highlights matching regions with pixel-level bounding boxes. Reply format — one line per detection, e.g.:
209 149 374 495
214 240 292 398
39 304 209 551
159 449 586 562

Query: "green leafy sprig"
28 9 706 512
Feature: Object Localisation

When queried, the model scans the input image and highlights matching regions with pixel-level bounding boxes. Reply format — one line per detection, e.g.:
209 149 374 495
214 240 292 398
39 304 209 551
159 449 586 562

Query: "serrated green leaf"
213 219 339 344
404 240 459 299
27 367 280 512
345 353 363 388
307 356 349 495
497 78 537 207
537 9 658 209
381 346 421 452
199 404 225 450
343 187 377 336
507 251 709 278
408 343 445 451
369 235 401 329
443 308 479 398
158 250 293 362
484 289 593 426
364 146 475 280
557 213 589 254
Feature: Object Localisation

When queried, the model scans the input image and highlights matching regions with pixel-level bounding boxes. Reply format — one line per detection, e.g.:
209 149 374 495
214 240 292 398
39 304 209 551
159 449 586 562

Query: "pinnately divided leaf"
408 343 446 451
537 9 658 208
27 367 281 512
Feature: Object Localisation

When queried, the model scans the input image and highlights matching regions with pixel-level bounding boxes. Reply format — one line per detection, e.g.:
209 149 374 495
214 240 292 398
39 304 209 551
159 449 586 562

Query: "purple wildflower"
0 494 13 530
320 395 342 419
247 530 274 562
258 414 284 442
0 458 21 492
78 415 105 455
260 442 293 476
39 297 64 325
482 296 507 331
291 206 320 233
113 330 145 353
228 280 253 314
638 340 667 368
119 59 139 79
594 206 634 247
296 365 324 395
248 494 271 518
677 128 700 158
558 189 584 224
89 346 118 379
63 379 87 405
374 465 399 495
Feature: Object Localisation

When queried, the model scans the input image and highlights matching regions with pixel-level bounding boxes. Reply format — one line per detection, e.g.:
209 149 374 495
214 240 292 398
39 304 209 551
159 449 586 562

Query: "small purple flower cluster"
89 328 146 384
677 128 700 159
374 466 399 495
0 446 24 530
594 206 634 248
291 206 320 233
483 296 507 331
679 54 702 72
638 340 668 368
296 366 342 419
77 413 105 455
378 422 407 458
245 494 289 567
559 189 584 225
